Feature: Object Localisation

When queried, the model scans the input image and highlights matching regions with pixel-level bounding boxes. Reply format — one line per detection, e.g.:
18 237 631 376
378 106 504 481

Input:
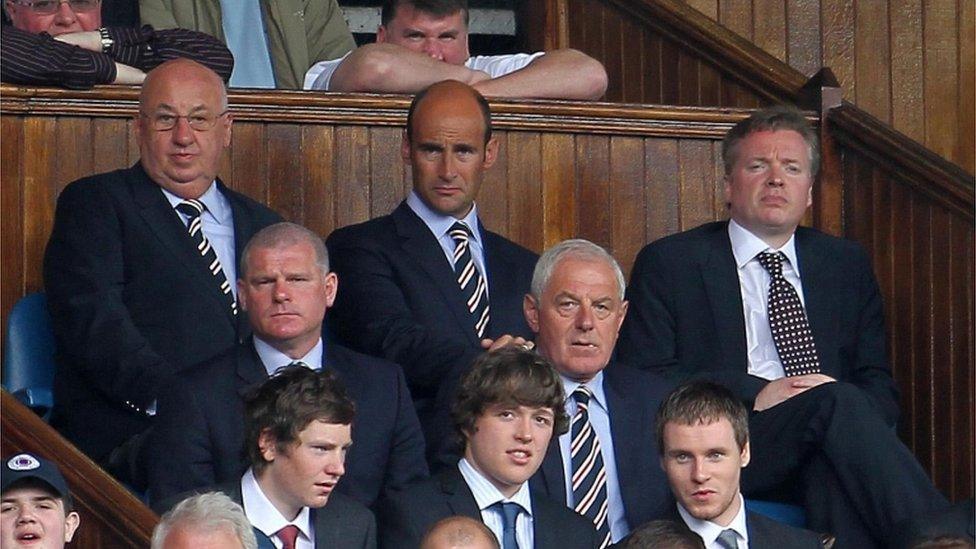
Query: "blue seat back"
3 293 56 415
745 498 807 527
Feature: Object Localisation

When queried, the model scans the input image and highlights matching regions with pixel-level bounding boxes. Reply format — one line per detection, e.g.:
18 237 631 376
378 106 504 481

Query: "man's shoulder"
531 489 598 531
794 225 867 257
317 491 375 523
605 361 673 399
482 228 539 263
215 180 281 220
746 511 823 547
645 221 727 253
56 165 142 202
326 212 398 247
329 342 404 383
175 345 242 392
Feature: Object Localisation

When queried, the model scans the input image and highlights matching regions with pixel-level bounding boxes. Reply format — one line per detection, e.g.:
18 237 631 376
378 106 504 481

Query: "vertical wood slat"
854 1 891 120
889 0 924 143
922 2 959 164
0 116 24 345
958 0 975 172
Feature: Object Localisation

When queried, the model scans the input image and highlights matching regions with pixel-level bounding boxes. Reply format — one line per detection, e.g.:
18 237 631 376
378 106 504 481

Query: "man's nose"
438 153 457 180
514 416 534 442
170 117 195 145
422 40 445 61
53 1 78 24
576 303 595 330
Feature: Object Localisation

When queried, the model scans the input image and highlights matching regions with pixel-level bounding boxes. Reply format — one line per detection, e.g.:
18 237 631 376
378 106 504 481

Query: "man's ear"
258 428 278 463
376 25 388 43
740 440 751 468
63 511 80 542
482 137 499 169
401 131 411 163
236 279 248 311
523 294 540 333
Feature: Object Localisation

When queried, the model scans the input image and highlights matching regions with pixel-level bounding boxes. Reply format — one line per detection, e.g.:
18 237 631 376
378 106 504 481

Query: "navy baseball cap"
1 453 70 497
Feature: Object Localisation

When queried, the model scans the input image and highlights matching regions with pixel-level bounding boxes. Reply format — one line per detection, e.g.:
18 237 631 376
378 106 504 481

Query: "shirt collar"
240 468 313 542
728 219 800 275
457 458 534 516
160 181 232 225
253 337 324 376
406 190 484 246
676 494 749 547
559 370 607 412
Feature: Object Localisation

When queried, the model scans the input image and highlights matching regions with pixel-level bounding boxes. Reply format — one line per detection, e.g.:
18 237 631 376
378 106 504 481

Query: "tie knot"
494 501 521 528
572 386 592 406
175 199 206 219
275 524 300 549
757 251 785 276
716 528 739 549
288 360 309 369
449 222 472 243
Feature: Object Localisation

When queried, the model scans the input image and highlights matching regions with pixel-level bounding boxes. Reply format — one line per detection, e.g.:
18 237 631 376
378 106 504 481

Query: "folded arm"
472 48 608 99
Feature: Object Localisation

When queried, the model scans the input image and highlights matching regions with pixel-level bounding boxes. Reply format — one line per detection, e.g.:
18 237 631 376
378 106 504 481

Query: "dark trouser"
741 382 948 549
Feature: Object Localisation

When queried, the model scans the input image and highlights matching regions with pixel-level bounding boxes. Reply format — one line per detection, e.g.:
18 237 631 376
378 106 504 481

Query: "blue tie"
493 501 520 549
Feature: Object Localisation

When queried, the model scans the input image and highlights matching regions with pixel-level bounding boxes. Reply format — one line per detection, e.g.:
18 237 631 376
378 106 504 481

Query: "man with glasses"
2 0 233 88
43 58 281 486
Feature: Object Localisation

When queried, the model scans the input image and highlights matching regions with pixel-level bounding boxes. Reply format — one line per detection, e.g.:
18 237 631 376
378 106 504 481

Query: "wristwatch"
98 27 114 55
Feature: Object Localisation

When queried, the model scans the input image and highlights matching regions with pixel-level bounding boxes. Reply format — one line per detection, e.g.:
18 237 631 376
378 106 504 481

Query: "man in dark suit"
522 239 674 547
154 367 376 548
325 81 538 455
43 59 281 476
617 105 947 547
656 381 823 549
149 222 428 510
378 348 598 549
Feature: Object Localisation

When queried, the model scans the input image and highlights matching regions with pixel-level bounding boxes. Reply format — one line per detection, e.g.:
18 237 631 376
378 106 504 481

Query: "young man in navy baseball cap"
1 452 80 548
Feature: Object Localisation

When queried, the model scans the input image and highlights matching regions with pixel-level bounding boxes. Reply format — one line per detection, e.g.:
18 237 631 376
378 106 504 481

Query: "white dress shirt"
677 494 750 549
458 458 535 548
728 219 806 381
406 191 489 295
241 468 314 549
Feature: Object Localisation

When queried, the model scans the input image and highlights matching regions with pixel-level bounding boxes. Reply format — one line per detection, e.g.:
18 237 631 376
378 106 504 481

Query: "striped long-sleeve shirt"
1 24 234 89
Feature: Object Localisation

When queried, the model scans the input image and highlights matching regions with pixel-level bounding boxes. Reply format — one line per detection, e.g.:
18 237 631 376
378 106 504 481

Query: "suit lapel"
392 203 481 346
130 164 237 325
438 467 483 520
481 226 521 338
793 229 837 374
701 223 749 371
236 340 270 397
311 503 342 547
604 367 644 527
534 435 567 505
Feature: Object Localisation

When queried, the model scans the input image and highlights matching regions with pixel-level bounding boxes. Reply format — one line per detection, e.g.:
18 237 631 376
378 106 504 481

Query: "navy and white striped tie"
175 199 237 316
449 222 490 338
571 386 611 548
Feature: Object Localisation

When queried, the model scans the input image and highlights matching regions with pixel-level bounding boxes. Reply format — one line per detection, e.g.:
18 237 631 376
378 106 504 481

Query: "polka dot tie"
757 251 821 376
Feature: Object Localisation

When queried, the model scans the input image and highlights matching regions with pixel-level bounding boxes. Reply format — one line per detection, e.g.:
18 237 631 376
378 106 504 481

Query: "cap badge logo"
7 453 41 471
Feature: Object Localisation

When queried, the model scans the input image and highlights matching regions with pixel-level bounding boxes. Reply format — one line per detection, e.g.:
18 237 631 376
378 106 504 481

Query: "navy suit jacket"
667 505 822 548
148 338 428 509
378 466 599 549
44 162 281 461
325 201 538 400
220 480 377 548
530 363 674 536
617 221 898 425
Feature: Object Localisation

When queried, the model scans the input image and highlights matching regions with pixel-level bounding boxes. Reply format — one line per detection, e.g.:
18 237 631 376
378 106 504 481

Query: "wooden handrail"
1 84 811 138
598 0 809 103
0 391 157 548
827 103 975 221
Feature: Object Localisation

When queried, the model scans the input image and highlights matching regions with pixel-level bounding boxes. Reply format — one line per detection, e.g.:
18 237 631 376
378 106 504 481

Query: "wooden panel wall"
565 0 975 173
2 88 972 501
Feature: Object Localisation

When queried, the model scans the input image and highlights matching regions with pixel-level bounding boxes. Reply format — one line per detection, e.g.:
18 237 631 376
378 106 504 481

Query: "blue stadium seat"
3 293 56 418
746 498 807 527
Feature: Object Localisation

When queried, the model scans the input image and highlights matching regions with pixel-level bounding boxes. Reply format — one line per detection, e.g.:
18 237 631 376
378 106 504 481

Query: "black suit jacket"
148 338 428 509
44 162 281 461
325 201 538 400
617 221 898 425
378 466 599 549
220 480 377 548
530 363 674 536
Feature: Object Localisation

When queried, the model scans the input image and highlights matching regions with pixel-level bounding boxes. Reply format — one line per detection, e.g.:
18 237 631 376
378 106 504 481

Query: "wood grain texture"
0 90 971 502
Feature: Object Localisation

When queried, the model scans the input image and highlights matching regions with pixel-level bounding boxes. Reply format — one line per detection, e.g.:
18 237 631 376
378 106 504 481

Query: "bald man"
421 516 500 549
326 81 538 464
44 59 281 481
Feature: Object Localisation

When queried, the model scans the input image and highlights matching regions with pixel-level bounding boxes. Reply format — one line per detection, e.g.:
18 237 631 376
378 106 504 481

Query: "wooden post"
799 68 844 237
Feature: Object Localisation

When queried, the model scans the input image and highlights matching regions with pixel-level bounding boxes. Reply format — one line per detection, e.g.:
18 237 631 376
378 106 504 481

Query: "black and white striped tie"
449 222 490 338
175 199 237 316
571 386 611 548
757 251 820 376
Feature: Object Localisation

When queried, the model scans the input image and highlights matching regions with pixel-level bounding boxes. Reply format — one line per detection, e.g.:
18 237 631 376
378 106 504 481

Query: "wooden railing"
1 83 971 502
0 392 157 548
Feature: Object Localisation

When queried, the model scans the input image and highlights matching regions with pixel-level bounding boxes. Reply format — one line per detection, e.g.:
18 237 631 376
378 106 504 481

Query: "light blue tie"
716 528 738 549
493 501 520 549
